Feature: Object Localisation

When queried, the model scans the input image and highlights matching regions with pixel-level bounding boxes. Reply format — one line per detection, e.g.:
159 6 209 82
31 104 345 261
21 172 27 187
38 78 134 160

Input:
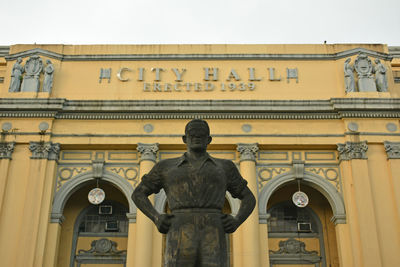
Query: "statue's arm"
223 186 256 233
132 183 159 222
235 186 256 225
132 183 173 234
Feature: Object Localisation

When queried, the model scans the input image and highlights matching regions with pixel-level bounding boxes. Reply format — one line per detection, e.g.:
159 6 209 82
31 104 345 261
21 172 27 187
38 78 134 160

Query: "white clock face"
292 191 309 208
88 188 105 205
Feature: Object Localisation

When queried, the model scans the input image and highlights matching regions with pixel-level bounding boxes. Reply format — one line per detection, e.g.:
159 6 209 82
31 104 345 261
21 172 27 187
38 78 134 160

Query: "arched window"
71 200 128 267
268 202 318 234
77 201 129 235
267 201 326 267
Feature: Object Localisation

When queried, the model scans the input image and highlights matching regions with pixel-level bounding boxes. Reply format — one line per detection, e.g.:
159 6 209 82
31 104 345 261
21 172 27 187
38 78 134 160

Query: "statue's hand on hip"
155 214 174 234
221 214 240 233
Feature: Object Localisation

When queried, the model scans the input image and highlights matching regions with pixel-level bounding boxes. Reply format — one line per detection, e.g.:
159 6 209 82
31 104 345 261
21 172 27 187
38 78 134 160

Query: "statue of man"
132 119 256 267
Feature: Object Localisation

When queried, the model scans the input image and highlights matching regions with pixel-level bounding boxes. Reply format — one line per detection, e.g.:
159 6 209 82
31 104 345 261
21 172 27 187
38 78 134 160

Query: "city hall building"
0 44 399 267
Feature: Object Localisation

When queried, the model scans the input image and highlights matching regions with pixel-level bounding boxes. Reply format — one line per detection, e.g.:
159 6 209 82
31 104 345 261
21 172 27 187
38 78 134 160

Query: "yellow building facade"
0 44 399 267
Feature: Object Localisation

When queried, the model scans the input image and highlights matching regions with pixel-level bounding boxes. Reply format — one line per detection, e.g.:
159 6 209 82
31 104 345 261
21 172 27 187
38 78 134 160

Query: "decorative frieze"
137 143 159 162
0 142 15 159
270 238 318 255
384 141 400 159
78 238 126 256
29 142 60 160
237 143 259 162
337 141 368 160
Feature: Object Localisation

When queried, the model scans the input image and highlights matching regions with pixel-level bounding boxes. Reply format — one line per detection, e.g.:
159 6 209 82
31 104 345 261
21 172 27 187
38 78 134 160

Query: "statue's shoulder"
209 155 236 167
156 156 183 167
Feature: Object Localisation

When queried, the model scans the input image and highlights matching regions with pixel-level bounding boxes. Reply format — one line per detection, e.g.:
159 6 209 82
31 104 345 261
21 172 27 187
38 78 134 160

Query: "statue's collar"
177 152 217 167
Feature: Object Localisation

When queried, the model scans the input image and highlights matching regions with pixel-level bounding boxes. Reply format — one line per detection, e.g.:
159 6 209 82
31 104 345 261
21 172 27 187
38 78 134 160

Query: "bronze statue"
132 119 256 267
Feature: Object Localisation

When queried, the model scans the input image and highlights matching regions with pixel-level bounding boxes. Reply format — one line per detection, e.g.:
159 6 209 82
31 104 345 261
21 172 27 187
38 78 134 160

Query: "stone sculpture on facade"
9 55 56 93
344 54 390 93
21 56 43 92
8 57 24 92
374 59 388 92
132 119 256 267
43 59 54 93
354 53 376 92
344 58 356 93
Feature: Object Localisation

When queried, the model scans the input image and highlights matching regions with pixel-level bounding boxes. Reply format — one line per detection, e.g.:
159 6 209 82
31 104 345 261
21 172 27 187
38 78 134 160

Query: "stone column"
43 215 64 267
0 142 15 215
129 143 158 267
236 143 261 267
384 141 400 216
366 143 400 267
335 159 359 267
337 141 382 267
16 142 60 267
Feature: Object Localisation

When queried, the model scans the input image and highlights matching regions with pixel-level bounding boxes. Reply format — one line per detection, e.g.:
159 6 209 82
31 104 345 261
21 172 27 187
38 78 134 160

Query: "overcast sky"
1 0 399 46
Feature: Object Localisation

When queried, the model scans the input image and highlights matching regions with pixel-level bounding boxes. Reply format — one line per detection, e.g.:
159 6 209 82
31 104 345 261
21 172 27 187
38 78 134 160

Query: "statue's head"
183 119 212 152
374 59 380 64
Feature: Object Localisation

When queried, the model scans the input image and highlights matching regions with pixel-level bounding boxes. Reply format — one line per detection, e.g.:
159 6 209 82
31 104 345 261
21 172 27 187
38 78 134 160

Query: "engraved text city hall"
99 67 299 92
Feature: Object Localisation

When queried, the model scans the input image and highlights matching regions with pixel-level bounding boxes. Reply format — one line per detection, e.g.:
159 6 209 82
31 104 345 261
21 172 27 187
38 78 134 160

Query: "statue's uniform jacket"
140 153 247 267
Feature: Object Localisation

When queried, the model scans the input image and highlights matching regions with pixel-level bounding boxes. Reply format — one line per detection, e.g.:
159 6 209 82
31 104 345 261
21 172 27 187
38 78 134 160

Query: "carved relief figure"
374 59 388 92
354 53 377 92
8 57 24 92
344 58 355 92
43 59 54 93
21 56 43 92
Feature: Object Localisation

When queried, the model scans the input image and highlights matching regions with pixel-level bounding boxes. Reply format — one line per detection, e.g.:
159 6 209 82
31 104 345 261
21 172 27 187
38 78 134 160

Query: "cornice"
5 47 393 61
389 46 400 58
0 46 10 57
0 98 399 120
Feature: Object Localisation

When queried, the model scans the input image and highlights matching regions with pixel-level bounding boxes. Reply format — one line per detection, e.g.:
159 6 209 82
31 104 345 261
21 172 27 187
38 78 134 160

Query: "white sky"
1 0 399 46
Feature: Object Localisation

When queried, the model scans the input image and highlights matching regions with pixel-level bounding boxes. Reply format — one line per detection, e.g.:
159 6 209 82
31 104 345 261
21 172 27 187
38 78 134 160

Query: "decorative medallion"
354 54 373 78
270 238 318 255
78 238 126 255
21 56 43 92
88 188 105 205
292 191 309 207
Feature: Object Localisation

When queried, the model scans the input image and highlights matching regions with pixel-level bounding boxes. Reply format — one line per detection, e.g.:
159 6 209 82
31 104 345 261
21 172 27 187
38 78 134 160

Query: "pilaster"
43 217 63 267
0 142 15 214
384 141 400 217
16 142 60 267
130 143 159 267
337 141 382 267
367 143 400 267
236 143 261 267
336 159 360 267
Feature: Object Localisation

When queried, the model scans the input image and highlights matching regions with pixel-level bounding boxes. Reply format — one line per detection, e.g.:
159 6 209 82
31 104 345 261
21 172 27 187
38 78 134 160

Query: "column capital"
0 141 15 159
29 142 60 160
237 143 259 162
137 143 159 162
337 141 368 160
384 141 400 159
